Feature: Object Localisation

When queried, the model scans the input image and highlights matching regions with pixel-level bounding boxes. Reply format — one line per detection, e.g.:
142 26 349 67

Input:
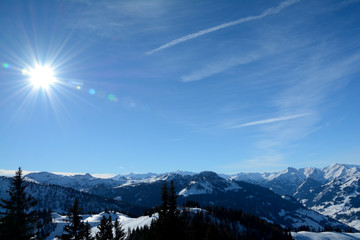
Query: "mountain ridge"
230 163 360 230
3 163 357 229
21 168 356 231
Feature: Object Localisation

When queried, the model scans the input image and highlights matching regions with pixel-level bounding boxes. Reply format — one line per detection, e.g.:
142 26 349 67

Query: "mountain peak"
171 170 196 176
196 171 221 180
286 167 297 171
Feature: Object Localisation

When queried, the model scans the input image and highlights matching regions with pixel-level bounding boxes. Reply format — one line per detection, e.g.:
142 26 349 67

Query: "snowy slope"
231 163 360 230
178 171 241 197
0 176 142 215
46 211 157 240
295 164 360 230
46 211 359 240
292 231 360 240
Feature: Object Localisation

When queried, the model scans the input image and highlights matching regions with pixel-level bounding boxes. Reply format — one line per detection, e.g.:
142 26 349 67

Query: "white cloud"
0 169 35 176
146 0 300 55
91 173 116 179
0 169 115 179
230 113 310 128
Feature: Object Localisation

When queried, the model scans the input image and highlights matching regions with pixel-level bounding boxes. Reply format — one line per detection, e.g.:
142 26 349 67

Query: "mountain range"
0 176 142 215
1 163 359 231
231 163 360 230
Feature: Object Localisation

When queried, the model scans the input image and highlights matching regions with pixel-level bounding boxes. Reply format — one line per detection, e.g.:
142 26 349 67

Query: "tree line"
127 180 294 240
59 198 126 240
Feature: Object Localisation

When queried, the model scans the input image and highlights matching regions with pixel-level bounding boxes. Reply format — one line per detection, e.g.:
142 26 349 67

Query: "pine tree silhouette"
0 167 38 240
114 218 125 240
60 198 85 240
168 180 178 219
83 221 94 240
159 181 169 220
96 215 113 240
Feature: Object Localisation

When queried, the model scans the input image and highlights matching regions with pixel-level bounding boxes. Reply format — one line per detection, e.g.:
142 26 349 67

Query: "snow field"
292 231 360 240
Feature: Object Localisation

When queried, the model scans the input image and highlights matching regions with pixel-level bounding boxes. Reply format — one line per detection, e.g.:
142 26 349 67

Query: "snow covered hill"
0 176 142 215
292 231 360 240
46 211 157 240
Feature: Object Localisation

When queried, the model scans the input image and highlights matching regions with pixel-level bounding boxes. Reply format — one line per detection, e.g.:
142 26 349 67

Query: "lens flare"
107 94 115 101
89 88 95 95
3 63 9 68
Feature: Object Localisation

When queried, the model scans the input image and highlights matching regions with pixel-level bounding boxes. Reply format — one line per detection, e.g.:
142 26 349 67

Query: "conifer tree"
168 180 178 219
96 215 113 240
114 218 125 240
153 180 185 240
0 167 38 240
159 181 169 220
61 198 85 240
83 221 94 240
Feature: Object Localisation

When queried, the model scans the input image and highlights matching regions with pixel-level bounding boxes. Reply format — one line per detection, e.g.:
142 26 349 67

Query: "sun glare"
28 65 57 89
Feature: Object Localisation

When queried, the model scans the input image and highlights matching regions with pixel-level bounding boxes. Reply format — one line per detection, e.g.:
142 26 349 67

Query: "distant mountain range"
1 163 359 231
231 163 360 230
0 176 142 215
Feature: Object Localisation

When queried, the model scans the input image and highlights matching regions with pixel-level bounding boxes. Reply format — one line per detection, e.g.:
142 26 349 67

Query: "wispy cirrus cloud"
336 0 360 9
230 113 310 128
223 25 360 168
146 0 300 55
220 152 286 173
258 52 360 149
67 0 170 38
181 53 259 82
165 138 184 143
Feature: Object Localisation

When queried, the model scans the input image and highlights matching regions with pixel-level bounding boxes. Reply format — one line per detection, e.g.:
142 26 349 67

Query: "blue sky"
1 0 360 176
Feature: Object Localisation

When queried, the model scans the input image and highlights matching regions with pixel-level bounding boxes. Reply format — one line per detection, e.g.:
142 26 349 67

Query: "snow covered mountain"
231 163 360 230
25 172 124 191
112 170 196 181
0 176 142 215
25 170 196 192
112 171 350 230
21 164 360 230
29 171 345 230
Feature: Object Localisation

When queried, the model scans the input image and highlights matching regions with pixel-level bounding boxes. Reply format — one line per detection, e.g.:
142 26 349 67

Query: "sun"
27 65 57 89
